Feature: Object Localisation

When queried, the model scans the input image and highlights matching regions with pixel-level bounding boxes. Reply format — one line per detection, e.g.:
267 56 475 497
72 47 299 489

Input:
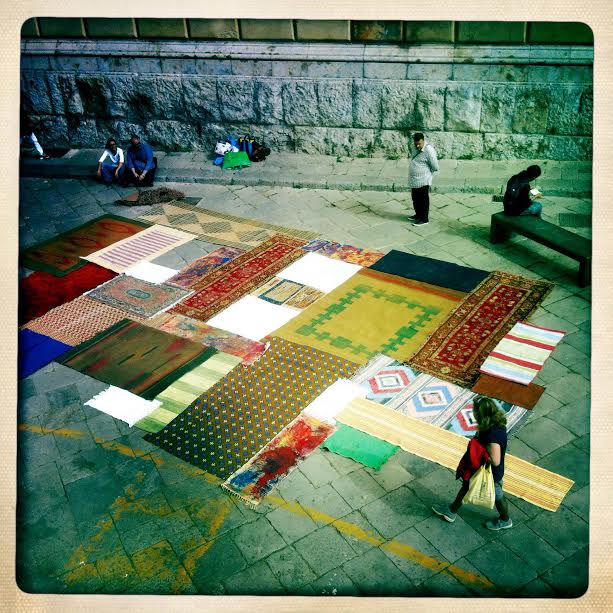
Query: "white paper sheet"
124 261 178 284
84 386 161 427
206 295 300 341
276 252 361 293
303 380 368 424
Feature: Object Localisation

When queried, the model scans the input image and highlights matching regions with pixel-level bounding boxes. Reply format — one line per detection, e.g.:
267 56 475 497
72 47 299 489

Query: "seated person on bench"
503 165 542 217
124 133 156 187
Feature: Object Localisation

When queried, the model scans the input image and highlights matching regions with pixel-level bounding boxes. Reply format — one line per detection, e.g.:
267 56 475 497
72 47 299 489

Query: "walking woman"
97 137 125 185
432 396 512 531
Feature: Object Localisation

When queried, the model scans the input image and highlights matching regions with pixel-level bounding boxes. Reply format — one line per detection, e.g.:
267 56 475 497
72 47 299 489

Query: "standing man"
124 134 157 187
409 132 439 226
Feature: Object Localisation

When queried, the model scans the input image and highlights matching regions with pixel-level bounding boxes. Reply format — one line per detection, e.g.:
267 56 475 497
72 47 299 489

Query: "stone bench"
489 211 592 287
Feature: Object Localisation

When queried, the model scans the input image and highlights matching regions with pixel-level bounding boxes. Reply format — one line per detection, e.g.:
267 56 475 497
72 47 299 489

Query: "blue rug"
369 250 489 293
19 329 73 379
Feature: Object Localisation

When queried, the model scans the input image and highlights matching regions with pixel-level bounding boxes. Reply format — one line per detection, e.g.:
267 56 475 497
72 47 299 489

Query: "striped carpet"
336 397 574 512
135 352 242 433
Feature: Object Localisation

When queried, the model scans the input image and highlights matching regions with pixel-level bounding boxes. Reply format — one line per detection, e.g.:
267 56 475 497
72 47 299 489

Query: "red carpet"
19 263 117 325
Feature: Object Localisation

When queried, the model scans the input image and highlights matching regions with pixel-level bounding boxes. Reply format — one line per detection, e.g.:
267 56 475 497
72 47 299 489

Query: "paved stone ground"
17 168 590 597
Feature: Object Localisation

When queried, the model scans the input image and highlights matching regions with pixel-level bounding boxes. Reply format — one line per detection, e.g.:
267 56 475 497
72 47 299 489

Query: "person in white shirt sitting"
96 137 125 185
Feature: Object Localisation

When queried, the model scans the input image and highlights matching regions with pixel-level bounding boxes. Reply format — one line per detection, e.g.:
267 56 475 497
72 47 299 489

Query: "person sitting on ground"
96 137 125 185
19 112 49 159
432 396 513 531
503 164 543 217
124 134 156 187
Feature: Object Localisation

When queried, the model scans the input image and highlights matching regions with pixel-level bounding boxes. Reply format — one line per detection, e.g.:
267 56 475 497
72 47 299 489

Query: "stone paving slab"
15 174 591 597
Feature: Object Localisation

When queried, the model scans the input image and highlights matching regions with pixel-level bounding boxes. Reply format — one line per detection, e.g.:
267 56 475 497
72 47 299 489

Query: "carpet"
277 252 362 293
19 263 118 325
20 215 149 276
252 277 325 309
115 187 185 206
145 313 267 364
144 337 358 479
59 319 217 400
479 321 566 386
302 380 368 424
222 414 335 505
18 329 73 379
369 250 490 293
83 225 197 273
124 261 178 284
472 374 545 410
350 354 421 405
138 201 318 249
302 239 385 266
167 246 245 288
274 268 465 365
135 352 242 433
321 424 399 470
86 275 192 319
84 386 161 427
409 271 554 387
206 295 301 342
337 397 574 512
22 295 135 346
171 234 308 322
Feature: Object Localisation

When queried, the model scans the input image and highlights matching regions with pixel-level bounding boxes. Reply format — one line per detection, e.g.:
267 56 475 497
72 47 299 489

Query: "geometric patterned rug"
274 268 465 365
167 246 245 288
138 200 319 250
86 275 192 319
301 239 386 266
409 271 554 387
144 337 359 479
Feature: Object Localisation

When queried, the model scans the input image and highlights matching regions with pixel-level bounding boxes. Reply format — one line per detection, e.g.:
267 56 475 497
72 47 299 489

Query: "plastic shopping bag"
464 464 495 509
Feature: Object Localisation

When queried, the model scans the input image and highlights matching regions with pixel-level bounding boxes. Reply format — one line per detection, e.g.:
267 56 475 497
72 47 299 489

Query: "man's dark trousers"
411 185 430 222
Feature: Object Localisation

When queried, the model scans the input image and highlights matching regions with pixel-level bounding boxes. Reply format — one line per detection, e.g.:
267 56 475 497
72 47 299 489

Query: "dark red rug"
19 263 117 325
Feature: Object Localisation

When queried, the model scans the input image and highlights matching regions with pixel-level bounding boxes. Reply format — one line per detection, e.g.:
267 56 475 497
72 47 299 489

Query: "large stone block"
483 133 549 159
21 73 53 115
217 79 256 122
457 21 525 44
512 85 551 134
145 120 202 151
547 85 583 136
67 117 99 147
154 76 186 120
414 85 446 131
317 80 353 127
295 20 350 41
375 130 409 158
295 126 375 156
47 73 83 116
38 18 85 38
110 120 146 145
480 84 516 133
33 115 70 147
404 21 454 43
85 18 136 38
444 84 482 132
363 63 406 80
137 19 187 39
545 135 592 160
75 75 113 119
240 19 294 40
423 131 453 159
450 132 484 159
406 63 453 81
528 22 593 44
282 80 320 126
254 79 284 124
382 82 416 130
577 86 593 134
353 80 384 128
21 18 39 37
351 21 403 42
187 19 239 39
182 77 221 123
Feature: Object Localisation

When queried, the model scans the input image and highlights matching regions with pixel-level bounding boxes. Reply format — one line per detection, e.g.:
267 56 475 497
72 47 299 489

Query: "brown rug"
472 374 545 410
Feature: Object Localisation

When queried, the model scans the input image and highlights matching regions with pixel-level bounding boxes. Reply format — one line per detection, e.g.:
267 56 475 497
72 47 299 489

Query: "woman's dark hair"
472 396 507 431
526 164 542 179
106 137 117 150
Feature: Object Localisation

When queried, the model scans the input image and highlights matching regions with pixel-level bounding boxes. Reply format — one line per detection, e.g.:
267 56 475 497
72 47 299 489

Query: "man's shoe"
412 219 429 226
485 517 513 531
408 214 418 220
38 154 50 159
432 504 456 523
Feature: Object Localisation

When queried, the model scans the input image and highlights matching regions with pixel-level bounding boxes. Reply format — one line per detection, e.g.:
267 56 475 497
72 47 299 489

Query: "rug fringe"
220 483 259 507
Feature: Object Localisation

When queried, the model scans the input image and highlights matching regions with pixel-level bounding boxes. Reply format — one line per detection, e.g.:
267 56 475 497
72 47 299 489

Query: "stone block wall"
20 33 593 160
